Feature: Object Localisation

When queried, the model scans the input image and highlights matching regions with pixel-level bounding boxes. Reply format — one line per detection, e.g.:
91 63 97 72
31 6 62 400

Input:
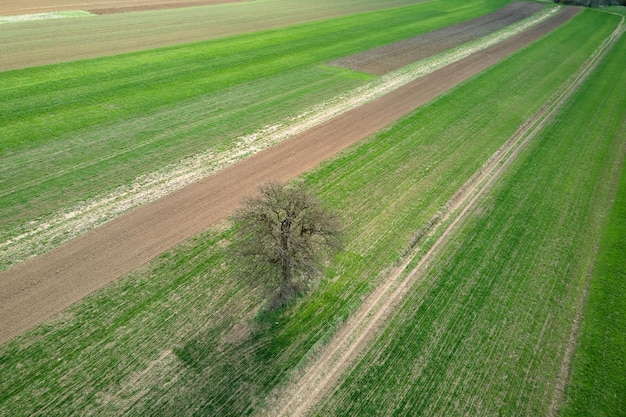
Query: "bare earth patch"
329 1 545 75
0 8 571 345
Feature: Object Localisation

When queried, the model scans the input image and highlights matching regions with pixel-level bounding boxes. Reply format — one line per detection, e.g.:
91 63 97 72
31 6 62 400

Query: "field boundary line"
0 6 561 270
546 16 625 417
262 10 621 417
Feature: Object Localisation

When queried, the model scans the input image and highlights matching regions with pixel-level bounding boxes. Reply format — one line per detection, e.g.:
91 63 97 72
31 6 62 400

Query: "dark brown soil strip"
0 7 579 345
329 1 546 75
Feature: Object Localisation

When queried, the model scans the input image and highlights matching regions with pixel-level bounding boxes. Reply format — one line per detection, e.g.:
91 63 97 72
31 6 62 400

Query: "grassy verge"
0 8 618 417
0 0 508 244
313 12 626 416
560 30 626 417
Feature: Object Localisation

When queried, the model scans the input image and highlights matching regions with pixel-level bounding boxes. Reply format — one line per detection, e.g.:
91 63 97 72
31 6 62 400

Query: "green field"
560 31 626 417
0 0 509 267
313 14 626 416
0 5 622 416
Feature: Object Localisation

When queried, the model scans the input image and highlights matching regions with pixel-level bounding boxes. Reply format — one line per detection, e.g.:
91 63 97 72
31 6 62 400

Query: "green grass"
560 31 626 417
0 7 620 417
0 0 508 243
313 12 626 416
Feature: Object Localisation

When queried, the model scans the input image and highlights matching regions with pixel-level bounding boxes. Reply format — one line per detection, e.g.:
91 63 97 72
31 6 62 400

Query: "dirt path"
0 8 578 345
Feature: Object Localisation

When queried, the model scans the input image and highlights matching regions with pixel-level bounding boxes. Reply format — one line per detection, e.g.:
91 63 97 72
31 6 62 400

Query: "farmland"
0 0 443 70
0 4 572 343
310 14 626 416
1 1 624 416
0 0 511 269
557 29 626 417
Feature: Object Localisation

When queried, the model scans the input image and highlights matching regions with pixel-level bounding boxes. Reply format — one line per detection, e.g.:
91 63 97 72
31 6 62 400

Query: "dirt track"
0 8 578 344
0 0 246 16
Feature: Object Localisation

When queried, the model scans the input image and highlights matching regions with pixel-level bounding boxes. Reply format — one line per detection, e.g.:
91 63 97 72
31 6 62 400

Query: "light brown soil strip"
0 8 578 346
0 0 247 16
265 8 591 417
330 1 545 75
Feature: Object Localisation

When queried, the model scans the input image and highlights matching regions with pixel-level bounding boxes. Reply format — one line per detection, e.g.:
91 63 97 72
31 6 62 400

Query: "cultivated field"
1 1 624 415
0 3 570 343
0 0 427 70
309 15 626 416
0 0 511 268
556 30 626 417
329 0 544 74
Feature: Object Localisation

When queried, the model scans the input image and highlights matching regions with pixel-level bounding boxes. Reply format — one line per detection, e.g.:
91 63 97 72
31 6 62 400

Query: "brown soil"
329 1 545 75
0 8 579 345
0 0 247 16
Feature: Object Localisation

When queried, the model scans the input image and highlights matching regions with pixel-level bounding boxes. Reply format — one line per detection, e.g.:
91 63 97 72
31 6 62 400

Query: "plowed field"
0 7 578 344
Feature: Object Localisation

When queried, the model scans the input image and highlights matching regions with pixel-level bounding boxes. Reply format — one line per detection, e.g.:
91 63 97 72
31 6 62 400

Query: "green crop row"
559 31 626 417
0 0 508 242
0 7 619 417
313 12 626 417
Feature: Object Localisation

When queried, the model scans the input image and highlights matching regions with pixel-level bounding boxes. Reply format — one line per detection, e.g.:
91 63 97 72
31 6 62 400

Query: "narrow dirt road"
0 8 578 345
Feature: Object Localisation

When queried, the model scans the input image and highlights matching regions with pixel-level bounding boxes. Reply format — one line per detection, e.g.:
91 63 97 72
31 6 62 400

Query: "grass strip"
0 8 618 417
559 29 626 417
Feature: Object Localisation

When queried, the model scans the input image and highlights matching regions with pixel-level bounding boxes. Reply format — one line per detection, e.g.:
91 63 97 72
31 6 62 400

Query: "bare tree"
234 181 343 309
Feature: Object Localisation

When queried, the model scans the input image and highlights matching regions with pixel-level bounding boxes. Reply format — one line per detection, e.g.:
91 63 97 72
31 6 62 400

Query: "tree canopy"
234 181 343 309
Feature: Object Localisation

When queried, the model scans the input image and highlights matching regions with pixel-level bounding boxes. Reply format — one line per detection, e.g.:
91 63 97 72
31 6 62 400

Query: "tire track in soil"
265 8 616 417
0 8 576 345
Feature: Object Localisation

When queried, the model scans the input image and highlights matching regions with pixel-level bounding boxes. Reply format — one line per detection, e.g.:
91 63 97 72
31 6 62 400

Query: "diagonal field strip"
546 16 626 417
265 10 624 417
0 8 575 345
0 5 559 270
